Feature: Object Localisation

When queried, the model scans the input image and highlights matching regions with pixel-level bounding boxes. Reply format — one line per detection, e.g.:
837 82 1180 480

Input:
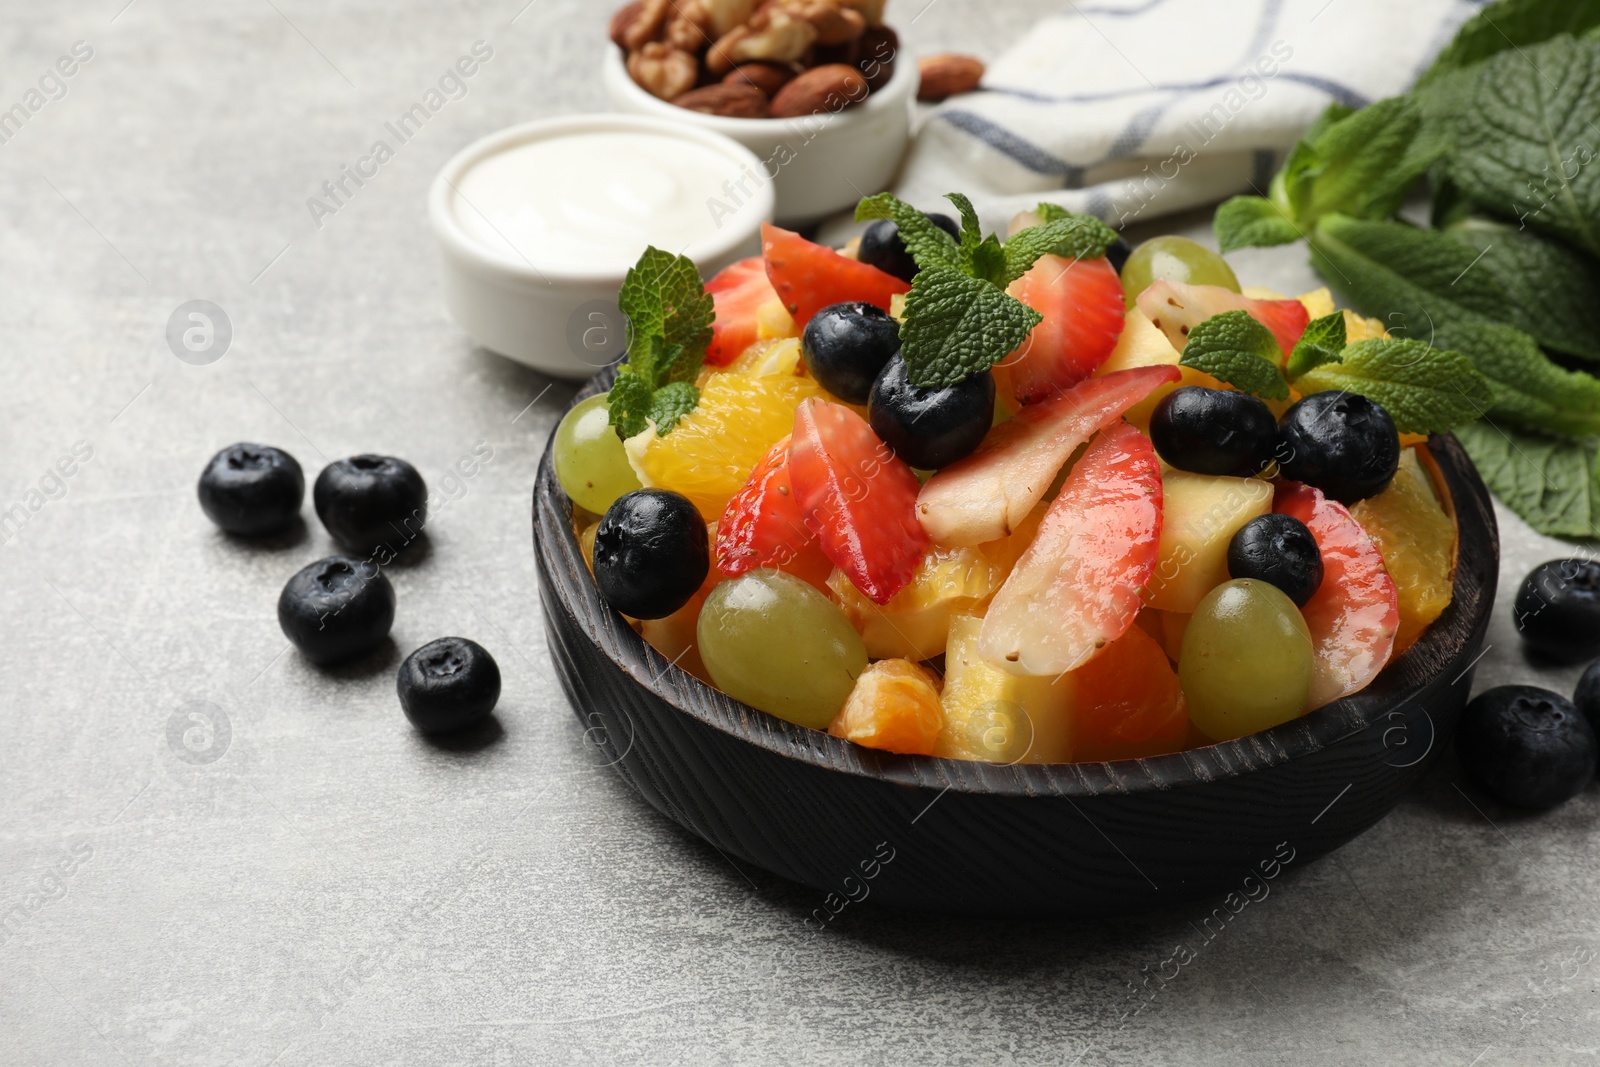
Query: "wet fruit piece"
1227 512 1325 608
980 421 1164 676
1275 481 1400 709
593 489 711 620
1512 558 1600 664
1349 448 1455 651
916 365 1179 547
857 213 960 282
698 570 868 729
1061 623 1189 762
762 223 910 328
1181 578 1315 741
996 254 1126 404
715 434 832 587
1277 392 1401 504
1145 470 1273 614
869 355 995 470
1119 235 1242 308
789 398 928 604
555 394 643 515
1457 686 1596 809
706 256 781 366
937 615 1071 763
829 659 945 755
1149 386 1279 478
801 301 901 404
1092 309 1228 434
625 368 829 520
1137 279 1310 358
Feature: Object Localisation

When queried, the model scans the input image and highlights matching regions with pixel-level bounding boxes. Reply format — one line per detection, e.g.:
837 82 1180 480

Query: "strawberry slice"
762 223 910 329
789 399 927 604
714 434 833 589
916 365 1179 546
996 254 1126 404
1275 482 1400 709
706 256 778 367
979 421 1164 676
1136 280 1310 358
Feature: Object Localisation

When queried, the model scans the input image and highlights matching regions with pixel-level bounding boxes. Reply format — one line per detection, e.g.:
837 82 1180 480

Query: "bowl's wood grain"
533 368 1499 916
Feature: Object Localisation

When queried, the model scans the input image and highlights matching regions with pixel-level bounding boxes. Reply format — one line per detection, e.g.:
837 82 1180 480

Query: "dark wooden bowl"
533 367 1499 917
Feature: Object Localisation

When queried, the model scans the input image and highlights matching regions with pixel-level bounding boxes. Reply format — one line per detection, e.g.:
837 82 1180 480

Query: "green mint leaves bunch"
854 193 1117 387
1210 0 1600 538
1179 309 1492 435
607 247 715 440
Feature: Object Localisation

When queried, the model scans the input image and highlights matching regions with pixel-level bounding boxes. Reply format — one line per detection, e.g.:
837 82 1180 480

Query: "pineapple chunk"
1144 471 1273 614
936 616 1071 763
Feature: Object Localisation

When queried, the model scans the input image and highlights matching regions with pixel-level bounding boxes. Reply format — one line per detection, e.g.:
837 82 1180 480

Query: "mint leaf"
1434 319 1600 438
1420 0 1600 87
1450 35 1600 257
1296 339 1493 434
1178 311 1289 400
946 192 985 267
610 247 714 437
1287 311 1347 379
854 193 960 273
606 373 654 440
900 268 1041 387
648 381 700 434
1455 421 1600 538
1000 211 1118 285
1215 195 1303 253
1443 218 1600 362
969 235 1008 285
1280 98 1440 230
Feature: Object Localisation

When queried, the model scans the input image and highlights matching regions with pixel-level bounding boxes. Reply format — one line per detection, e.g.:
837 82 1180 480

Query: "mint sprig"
608 247 714 439
1286 312 1347 379
1297 339 1495 434
1179 311 1290 400
855 193 1116 387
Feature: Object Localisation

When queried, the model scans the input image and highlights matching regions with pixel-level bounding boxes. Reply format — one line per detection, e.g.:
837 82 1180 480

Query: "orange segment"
625 370 829 521
829 659 944 755
1350 447 1456 652
1062 623 1188 762
638 524 719 685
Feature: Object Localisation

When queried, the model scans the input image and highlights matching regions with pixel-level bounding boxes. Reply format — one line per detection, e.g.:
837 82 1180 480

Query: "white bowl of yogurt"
601 47 917 226
429 114 773 379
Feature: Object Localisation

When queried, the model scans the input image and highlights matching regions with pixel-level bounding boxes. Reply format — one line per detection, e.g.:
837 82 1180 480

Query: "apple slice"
979 421 1164 676
1136 279 1311 358
1275 482 1400 709
915 365 1178 547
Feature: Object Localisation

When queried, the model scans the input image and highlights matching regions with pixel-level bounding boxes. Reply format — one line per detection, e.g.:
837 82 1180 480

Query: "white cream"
451 130 748 272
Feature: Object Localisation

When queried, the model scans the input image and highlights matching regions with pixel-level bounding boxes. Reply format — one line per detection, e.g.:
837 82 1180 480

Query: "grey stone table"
2 2 1596 1064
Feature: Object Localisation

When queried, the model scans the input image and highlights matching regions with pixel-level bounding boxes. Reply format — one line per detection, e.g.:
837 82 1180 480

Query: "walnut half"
706 4 818 74
628 42 699 99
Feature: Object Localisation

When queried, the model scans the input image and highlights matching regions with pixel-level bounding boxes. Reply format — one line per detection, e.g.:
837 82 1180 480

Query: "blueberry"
593 489 709 620
277 555 396 665
1226 514 1324 607
801 302 901 404
1148 387 1278 477
313 455 428 556
397 637 501 733
197 443 303 536
857 213 961 283
1105 236 1133 275
1513 558 1600 663
1575 660 1600 736
1276 392 1400 504
868 355 994 470
1457 685 1596 809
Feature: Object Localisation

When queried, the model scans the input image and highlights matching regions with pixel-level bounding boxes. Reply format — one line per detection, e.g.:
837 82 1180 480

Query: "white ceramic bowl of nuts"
602 0 918 224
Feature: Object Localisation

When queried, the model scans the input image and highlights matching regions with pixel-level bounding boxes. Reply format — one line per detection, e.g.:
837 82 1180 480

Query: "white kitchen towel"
875 0 1482 234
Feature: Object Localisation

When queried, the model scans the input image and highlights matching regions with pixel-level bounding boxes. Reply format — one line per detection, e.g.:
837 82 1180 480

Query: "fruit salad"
552 193 1459 764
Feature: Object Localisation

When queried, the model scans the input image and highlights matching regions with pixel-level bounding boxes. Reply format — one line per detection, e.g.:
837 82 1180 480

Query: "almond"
674 82 771 118
723 61 796 96
856 24 897 90
769 62 869 118
916 53 984 102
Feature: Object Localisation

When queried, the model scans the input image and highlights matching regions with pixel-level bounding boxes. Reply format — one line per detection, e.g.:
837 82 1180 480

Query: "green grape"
698 571 868 730
1180 579 1313 742
553 394 642 515
1120 235 1242 308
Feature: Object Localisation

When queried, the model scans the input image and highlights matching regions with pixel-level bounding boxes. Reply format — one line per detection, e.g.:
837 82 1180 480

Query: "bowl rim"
535 365 1500 799
427 113 774 285
600 41 918 138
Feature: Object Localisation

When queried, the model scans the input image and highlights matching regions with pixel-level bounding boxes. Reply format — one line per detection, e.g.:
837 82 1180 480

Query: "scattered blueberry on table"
313 454 428 556
397 637 501 733
1457 685 1597 809
1513 558 1600 664
277 555 396 665
197 443 303 536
